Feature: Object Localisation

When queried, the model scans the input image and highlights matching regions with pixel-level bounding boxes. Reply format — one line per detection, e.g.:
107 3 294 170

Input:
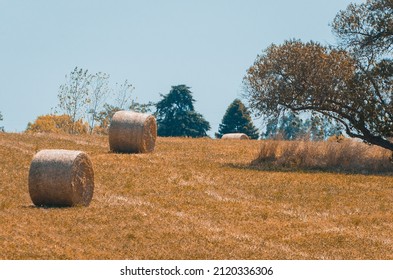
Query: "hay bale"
28 149 94 207
109 111 157 153
222 133 250 140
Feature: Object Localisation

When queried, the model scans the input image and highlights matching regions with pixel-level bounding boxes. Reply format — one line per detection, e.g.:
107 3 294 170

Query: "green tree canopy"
217 99 259 139
155 85 210 137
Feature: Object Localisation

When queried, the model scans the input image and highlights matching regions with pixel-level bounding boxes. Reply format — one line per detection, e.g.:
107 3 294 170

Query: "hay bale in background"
222 133 250 140
28 149 94 207
109 111 157 153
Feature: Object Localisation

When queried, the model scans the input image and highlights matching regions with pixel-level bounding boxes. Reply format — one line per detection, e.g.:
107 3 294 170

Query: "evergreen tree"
155 85 210 137
217 99 259 139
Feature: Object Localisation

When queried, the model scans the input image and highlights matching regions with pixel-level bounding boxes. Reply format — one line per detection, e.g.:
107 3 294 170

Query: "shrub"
26 114 88 134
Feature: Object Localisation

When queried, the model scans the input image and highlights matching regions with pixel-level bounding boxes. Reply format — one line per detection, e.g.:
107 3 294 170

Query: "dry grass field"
0 132 393 259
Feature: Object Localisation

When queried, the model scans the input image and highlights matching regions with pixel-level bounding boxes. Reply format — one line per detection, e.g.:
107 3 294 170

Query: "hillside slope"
0 133 392 259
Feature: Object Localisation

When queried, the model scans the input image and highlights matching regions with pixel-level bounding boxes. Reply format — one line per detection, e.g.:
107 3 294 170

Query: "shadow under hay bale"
222 133 250 140
28 149 95 207
109 111 157 153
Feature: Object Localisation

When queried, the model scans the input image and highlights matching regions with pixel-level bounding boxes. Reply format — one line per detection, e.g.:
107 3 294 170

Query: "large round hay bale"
221 133 250 140
28 149 94 207
109 111 157 153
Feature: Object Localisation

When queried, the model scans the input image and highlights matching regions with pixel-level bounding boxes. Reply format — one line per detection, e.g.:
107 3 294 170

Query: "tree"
113 79 135 110
155 85 210 137
277 112 307 140
57 67 142 134
0 111 4 132
87 72 110 134
244 39 393 151
216 99 259 139
262 112 342 140
130 100 155 113
332 0 393 59
93 103 121 134
244 0 393 150
58 67 91 134
262 111 307 140
307 114 326 141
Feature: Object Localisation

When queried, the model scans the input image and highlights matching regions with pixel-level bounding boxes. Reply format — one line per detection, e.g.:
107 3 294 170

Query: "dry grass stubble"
0 133 392 259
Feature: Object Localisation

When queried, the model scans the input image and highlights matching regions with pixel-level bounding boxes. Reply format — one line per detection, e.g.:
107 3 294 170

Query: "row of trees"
263 112 342 141
26 70 344 140
147 86 342 140
26 78 260 138
9 64 340 139
27 67 153 135
244 0 393 150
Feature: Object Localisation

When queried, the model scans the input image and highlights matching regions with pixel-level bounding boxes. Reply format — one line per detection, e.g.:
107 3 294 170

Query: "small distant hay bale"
109 111 157 153
28 149 94 207
222 133 250 140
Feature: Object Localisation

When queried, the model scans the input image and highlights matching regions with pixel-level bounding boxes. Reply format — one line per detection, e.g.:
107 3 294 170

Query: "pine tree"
217 99 259 139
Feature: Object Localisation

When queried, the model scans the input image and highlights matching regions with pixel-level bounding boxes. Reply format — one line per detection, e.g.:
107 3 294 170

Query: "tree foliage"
26 114 88 134
263 112 307 140
57 67 141 134
217 99 259 139
58 67 91 133
113 79 135 110
92 79 138 134
87 71 110 134
332 0 393 58
244 39 392 150
244 0 393 150
263 112 342 140
155 85 210 137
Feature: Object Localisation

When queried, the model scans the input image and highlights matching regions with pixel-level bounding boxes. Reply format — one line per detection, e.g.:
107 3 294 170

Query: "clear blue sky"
0 0 363 135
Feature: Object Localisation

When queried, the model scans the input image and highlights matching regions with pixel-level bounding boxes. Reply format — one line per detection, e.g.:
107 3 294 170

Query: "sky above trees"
0 0 363 135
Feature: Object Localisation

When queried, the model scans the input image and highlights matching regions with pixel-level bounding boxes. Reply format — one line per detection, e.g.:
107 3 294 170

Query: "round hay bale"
109 111 157 153
28 149 94 207
221 133 250 140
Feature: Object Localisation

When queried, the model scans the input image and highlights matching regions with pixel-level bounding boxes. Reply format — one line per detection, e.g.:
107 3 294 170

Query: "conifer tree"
217 99 259 139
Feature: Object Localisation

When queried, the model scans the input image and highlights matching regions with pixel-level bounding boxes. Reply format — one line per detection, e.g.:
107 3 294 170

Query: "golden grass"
0 132 393 259
252 139 393 174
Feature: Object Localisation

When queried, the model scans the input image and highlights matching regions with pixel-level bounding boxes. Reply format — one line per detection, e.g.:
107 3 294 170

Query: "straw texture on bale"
222 133 250 140
109 111 157 153
28 149 94 207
